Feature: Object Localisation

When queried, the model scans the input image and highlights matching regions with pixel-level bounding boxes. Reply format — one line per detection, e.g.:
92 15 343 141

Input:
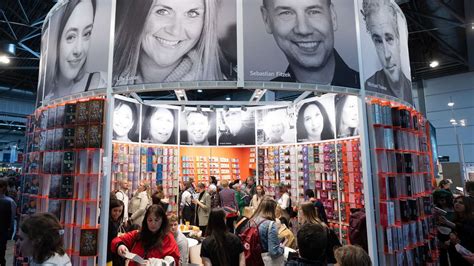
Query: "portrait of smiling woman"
113 99 139 142
44 0 107 101
113 0 235 85
296 100 334 142
141 105 178 144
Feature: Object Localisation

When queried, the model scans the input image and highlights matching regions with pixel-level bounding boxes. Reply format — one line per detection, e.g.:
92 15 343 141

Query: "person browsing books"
112 205 180 265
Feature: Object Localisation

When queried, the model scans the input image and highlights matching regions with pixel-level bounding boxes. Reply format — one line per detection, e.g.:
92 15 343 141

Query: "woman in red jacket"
111 204 180 265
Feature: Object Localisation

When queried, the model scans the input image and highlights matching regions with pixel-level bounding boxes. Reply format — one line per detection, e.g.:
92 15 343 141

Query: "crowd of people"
26 173 474 265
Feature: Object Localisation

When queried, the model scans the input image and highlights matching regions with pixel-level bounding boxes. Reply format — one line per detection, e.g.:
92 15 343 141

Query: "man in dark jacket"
286 223 327 266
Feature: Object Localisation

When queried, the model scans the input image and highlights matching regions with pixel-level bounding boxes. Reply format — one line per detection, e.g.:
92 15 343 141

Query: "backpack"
239 220 265 266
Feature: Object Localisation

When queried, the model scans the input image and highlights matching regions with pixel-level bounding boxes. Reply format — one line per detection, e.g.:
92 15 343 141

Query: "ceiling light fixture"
197 89 203 93
0 55 10 64
429 60 439 68
226 96 231 101
448 102 455 107
450 118 456 123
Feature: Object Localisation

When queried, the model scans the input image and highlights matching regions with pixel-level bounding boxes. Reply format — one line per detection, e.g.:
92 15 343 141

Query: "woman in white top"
250 185 265 208
277 185 290 210
17 213 72 265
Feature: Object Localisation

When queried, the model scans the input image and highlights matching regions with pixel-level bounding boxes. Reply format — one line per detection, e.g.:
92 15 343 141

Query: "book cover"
39 131 46 151
64 103 77 125
75 125 88 149
51 152 63 175
88 100 104 123
48 199 62 221
76 101 89 124
46 129 54 151
42 152 53 174
87 125 102 148
79 228 98 256
60 176 74 199
47 107 56 129
64 127 75 149
39 109 48 130
49 175 61 198
53 128 64 151
55 105 65 127
62 151 75 174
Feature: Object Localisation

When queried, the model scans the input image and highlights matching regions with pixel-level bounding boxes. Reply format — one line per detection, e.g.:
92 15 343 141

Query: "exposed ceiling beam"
17 0 30 24
16 43 39 58
1 10 18 40
436 0 465 24
293 91 312 104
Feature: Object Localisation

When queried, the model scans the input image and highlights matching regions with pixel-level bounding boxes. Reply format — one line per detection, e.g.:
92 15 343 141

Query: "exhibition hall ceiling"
0 0 472 99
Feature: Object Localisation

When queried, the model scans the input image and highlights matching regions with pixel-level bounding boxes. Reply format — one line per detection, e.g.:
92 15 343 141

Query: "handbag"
223 206 238 218
261 221 285 266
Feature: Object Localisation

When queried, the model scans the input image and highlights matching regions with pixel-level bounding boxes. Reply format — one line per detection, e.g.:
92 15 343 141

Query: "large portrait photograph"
43 0 111 102
358 0 413 104
243 0 360 89
141 105 179 145
217 109 255 146
180 110 217 146
113 0 237 86
37 20 50 107
256 107 296 145
112 98 140 142
334 94 360 138
296 93 336 143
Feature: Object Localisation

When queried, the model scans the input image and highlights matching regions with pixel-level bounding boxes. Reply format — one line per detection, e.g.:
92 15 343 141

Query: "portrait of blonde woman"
113 0 237 86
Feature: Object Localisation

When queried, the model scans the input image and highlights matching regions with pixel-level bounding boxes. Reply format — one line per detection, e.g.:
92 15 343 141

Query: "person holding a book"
112 204 180 265
17 213 72 265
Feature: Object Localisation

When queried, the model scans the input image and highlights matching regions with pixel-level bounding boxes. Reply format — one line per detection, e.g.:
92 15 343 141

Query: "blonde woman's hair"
334 245 372 266
299 202 325 226
251 197 277 221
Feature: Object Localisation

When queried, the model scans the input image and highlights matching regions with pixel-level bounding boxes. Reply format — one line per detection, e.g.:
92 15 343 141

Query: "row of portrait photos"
38 0 414 106
113 93 360 146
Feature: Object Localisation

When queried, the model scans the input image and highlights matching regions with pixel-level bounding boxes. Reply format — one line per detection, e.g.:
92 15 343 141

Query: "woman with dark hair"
200 208 245 266
45 0 106 100
113 100 139 142
250 185 265 208
107 198 125 266
17 213 71 265
112 204 180 265
113 0 226 86
299 202 341 264
297 101 334 142
141 106 176 144
335 95 359 138
439 196 474 266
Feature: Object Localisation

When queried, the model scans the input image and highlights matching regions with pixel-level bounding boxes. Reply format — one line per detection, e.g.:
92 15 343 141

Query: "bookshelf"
367 98 438 265
18 97 105 265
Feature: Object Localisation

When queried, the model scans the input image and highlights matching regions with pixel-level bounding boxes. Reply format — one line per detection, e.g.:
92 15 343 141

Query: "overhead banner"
113 0 237 86
358 0 413 104
217 109 256 146
243 0 360 89
256 107 296 145
180 110 217 146
112 98 140 143
42 0 111 102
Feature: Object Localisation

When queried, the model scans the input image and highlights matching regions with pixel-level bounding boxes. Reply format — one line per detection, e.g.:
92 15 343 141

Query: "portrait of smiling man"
260 0 359 88
181 111 216 146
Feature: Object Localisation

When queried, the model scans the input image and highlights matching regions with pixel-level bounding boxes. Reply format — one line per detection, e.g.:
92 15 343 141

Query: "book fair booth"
18 0 439 265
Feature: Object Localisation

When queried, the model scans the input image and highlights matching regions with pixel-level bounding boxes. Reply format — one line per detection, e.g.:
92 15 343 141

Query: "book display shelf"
18 97 105 265
367 98 438 265
112 142 180 213
182 155 242 183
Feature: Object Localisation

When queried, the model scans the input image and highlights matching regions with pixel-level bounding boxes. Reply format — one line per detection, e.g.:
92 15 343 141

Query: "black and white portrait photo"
335 94 360 138
244 0 360 88
43 0 110 102
141 105 179 145
217 109 256 146
257 107 295 145
180 110 216 146
37 20 49 107
359 0 413 104
296 94 336 143
113 99 140 142
113 0 237 86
